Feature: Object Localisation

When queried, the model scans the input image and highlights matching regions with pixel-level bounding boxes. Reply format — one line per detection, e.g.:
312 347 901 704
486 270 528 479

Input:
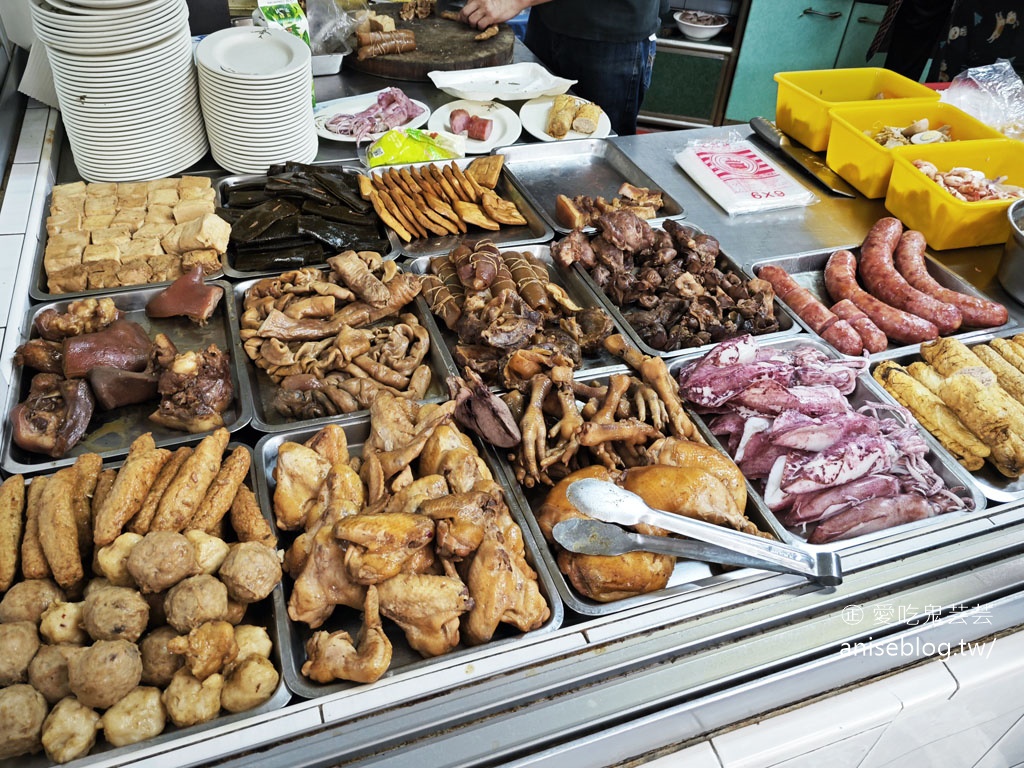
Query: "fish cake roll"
152 429 229 532
0 475 25 592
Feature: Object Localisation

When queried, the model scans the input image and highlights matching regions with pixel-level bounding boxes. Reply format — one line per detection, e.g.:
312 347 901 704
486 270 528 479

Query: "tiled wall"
641 632 1024 768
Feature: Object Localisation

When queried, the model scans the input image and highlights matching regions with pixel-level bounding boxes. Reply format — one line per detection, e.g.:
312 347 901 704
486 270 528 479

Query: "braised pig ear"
145 266 224 324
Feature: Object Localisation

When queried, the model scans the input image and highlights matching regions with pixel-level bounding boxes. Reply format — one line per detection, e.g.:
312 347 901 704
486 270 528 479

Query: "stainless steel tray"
214 171 402 279
404 244 626 379
667 336 988 554
253 419 564 699
369 157 554 259
2 282 254 475
749 249 1018 359
28 193 227 303
869 326 1024 504
233 275 458 433
494 365 790 617
495 138 686 235
4 444 291 768
569 231 803 361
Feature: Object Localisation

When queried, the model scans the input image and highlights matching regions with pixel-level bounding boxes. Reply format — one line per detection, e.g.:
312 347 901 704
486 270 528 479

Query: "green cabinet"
725 0 853 122
836 2 887 68
640 43 729 126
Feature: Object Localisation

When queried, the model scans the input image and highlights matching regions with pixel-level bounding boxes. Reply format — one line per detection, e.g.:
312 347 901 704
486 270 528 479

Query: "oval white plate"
197 27 310 80
313 91 429 143
428 62 576 102
427 99 521 154
519 95 611 142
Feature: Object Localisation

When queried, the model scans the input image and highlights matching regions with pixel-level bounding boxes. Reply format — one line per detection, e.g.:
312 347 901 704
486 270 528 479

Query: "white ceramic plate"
46 27 190 65
33 16 187 54
313 90 430 142
427 62 576 102
519 95 611 142
427 99 521 154
33 0 176 18
196 27 310 81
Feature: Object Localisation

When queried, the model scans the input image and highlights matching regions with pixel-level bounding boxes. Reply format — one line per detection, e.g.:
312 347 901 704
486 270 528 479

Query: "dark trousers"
524 16 656 135
884 0 956 80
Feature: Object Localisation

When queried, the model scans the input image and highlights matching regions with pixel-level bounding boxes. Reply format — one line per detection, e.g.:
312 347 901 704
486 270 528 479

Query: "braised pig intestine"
421 240 613 388
676 335 972 543
551 211 779 352
240 253 432 419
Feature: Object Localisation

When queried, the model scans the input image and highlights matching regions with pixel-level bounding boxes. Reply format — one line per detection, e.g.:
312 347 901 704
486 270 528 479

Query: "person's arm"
459 0 550 29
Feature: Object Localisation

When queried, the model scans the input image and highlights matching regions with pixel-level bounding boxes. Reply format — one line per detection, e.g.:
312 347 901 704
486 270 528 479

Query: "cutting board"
347 2 514 82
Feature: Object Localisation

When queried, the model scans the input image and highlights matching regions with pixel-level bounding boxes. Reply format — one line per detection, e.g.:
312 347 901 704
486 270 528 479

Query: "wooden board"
347 3 514 82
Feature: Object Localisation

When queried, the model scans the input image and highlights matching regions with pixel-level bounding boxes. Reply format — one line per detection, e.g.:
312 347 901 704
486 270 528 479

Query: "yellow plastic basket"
885 139 1024 250
827 102 1005 199
774 68 939 153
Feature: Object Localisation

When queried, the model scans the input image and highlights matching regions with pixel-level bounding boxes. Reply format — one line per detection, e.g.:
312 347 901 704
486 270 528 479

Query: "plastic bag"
940 59 1024 141
674 135 817 216
256 1 311 45
366 128 466 168
305 0 363 55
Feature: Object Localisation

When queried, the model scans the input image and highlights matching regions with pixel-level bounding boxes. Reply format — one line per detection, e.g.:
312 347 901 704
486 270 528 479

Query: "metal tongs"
559 478 843 586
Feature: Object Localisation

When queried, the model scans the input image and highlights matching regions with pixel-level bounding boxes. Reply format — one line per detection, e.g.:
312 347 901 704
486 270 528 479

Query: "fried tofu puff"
221 656 279 713
41 697 100 765
68 640 142 710
183 530 230 575
39 601 88 645
0 685 48 759
166 620 238 681
230 625 272 672
0 621 40 685
0 579 65 624
161 668 224 728
95 532 144 587
101 687 166 747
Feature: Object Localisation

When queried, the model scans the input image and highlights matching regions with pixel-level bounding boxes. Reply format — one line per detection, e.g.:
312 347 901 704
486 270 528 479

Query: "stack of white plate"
195 27 317 175
28 0 207 182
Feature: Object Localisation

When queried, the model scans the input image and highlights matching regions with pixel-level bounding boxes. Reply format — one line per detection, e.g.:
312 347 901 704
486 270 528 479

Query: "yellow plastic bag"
366 128 465 168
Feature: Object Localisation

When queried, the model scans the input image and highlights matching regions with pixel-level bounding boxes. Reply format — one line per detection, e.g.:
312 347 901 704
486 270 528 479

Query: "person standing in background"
458 0 660 135
927 1 1024 81
867 0 956 80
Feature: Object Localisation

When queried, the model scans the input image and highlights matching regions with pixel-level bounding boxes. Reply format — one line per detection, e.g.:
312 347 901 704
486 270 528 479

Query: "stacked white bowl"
195 27 318 174
28 0 208 183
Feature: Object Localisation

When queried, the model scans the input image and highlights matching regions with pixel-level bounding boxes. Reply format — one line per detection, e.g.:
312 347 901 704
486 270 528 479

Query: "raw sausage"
893 229 1009 328
857 217 963 334
758 264 863 355
824 249 940 344
830 298 888 353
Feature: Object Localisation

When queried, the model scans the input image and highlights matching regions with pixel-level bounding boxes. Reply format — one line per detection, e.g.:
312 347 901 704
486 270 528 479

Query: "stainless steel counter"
24 73 1024 768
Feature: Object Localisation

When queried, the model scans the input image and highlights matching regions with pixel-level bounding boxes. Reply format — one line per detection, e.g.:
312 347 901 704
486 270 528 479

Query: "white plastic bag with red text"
674 137 817 216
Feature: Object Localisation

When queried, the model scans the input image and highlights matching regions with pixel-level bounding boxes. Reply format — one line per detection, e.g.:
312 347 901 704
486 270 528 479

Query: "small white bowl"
674 10 728 41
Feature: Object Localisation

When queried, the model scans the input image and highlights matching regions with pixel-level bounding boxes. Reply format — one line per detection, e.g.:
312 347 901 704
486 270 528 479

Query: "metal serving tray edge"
367 157 553 260
404 243 627 377
213 171 403 279
495 138 686 236
253 419 564 700
2 282 254 476
869 325 1024 504
667 335 988 560
232 274 458 433
566 226 804 362
748 248 1018 360
2 443 292 768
